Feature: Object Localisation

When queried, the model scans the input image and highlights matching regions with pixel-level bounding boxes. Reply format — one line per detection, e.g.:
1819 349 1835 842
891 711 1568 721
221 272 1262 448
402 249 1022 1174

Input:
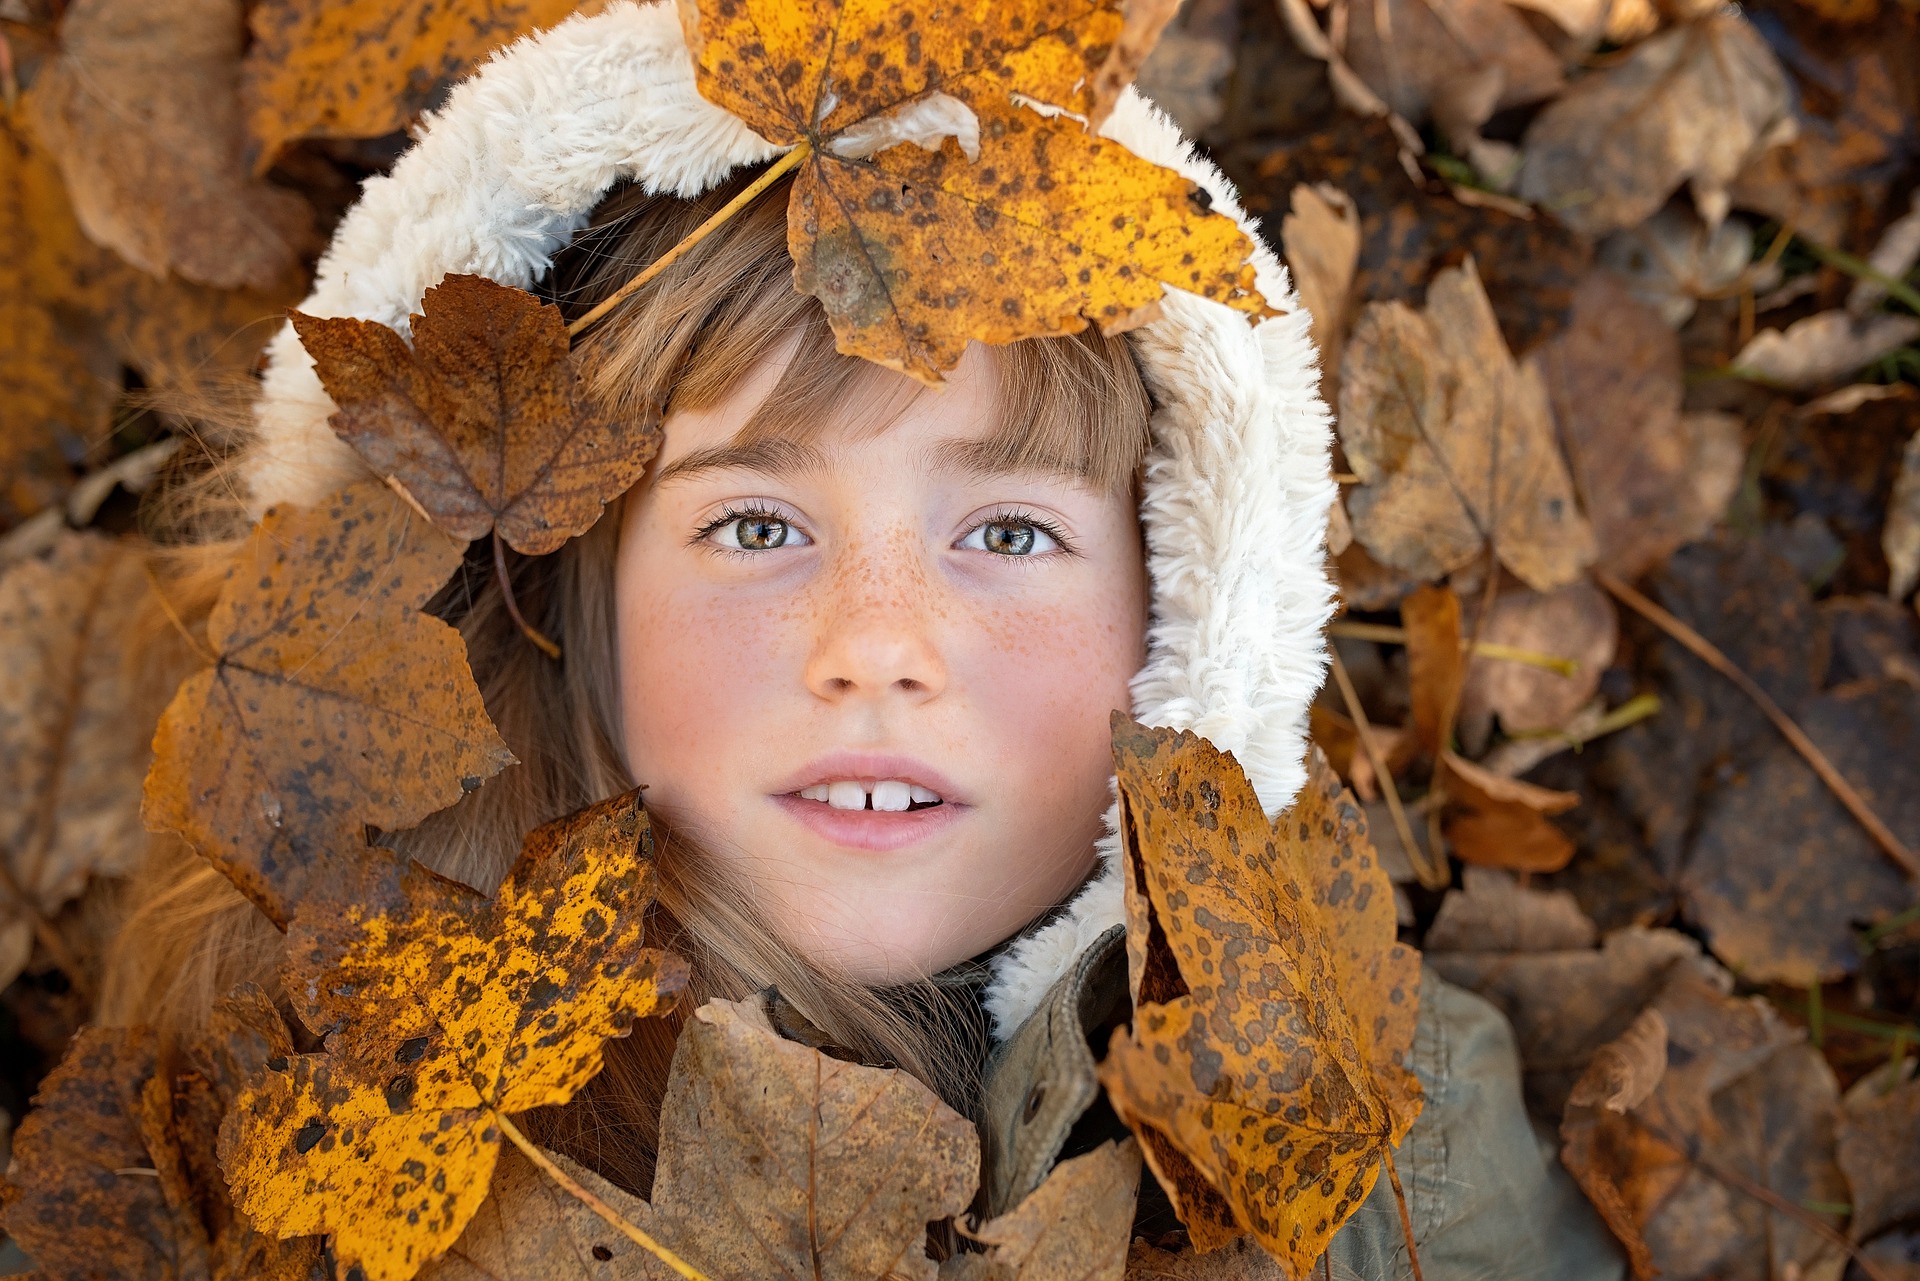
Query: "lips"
771 752 968 851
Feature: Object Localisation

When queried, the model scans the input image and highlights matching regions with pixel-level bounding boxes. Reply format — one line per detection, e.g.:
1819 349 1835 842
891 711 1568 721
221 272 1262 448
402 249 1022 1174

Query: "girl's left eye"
958 516 1063 557
703 510 812 551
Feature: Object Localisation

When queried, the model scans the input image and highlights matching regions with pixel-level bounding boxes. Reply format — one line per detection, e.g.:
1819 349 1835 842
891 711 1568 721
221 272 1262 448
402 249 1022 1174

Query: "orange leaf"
678 0 1270 382
1402 582 1465 756
142 484 515 926
1097 717 1423 1270
219 791 689 1281
1438 748 1579 873
294 275 659 554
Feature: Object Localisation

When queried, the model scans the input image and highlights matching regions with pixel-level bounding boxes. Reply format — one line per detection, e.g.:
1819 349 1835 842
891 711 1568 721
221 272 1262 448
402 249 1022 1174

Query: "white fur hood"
241 0 1338 1038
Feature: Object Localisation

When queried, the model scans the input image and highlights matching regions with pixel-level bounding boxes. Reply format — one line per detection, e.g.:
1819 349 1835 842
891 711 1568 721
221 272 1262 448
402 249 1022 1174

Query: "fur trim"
242 0 1337 1038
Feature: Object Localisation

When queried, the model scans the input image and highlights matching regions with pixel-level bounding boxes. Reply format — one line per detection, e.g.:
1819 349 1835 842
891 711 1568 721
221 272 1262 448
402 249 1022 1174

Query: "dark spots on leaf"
294 1118 328 1154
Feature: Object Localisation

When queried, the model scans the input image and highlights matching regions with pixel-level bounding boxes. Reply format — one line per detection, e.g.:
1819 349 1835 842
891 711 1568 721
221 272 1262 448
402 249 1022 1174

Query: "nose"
803 542 948 703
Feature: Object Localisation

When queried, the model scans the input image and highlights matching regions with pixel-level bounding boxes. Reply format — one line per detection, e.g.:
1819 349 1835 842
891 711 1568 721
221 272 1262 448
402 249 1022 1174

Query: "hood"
240 0 1338 1038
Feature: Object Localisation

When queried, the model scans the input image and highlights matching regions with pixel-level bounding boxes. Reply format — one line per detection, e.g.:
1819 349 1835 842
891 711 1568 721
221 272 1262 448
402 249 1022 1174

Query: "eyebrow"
927 435 1092 485
651 437 831 486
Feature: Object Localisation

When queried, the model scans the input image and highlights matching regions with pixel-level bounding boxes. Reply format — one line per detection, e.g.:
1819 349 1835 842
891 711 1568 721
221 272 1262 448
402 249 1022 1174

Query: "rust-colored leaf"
0 994 324 1281
24 0 313 290
142 483 515 926
219 791 686 1281
942 1141 1141 1281
241 0 580 176
1338 257 1596 591
1402 582 1465 756
294 275 658 555
678 0 1270 382
1096 717 1423 1271
0 532 151 990
1438 749 1580 873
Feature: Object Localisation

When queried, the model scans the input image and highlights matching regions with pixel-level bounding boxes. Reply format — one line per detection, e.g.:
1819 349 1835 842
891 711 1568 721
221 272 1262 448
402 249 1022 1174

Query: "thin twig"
568 143 812 338
1328 620 1579 676
494 535 562 661
143 562 216 666
1597 569 1919 881
495 1112 713 1281
1330 648 1445 889
1383 1154 1425 1281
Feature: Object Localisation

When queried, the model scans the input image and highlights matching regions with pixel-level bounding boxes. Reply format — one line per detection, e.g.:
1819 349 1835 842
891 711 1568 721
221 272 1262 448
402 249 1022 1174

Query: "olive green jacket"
979 927 1627 1281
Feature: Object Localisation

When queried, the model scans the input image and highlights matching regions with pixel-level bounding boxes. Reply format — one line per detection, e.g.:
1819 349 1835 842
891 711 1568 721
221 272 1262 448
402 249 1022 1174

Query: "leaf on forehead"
219 790 690 1281
142 483 515 927
677 0 1271 383
295 274 660 556
1097 716 1423 1272
1338 256 1596 591
1 1008 324 1281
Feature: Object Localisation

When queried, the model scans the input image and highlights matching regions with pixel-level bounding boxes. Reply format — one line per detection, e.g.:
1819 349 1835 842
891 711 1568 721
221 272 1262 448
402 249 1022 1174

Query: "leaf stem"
1328 620 1580 676
493 535 562 660
1596 569 1919 881
494 1112 714 1281
1330 648 1446 889
568 143 812 339
1383 1154 1425 1281
1797 236 1920 317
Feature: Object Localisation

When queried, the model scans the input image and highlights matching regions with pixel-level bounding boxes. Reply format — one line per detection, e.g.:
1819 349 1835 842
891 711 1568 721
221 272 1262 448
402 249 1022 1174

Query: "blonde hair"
101 164 1152 1195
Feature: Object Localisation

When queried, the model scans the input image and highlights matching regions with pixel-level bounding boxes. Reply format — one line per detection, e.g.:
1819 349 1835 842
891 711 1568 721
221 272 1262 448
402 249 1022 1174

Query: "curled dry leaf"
242 0 578 175
1457 581 1618 737
1343 0 1564 126
1517 13 1792 237
1424 865 1598 954
1836 1059 1920 1243
1888 426 1920 601
0 992 324 1281
677 0 1268 383
1438 748 1580 873
1402 582 1465 758
1087 0 1183 130
1339 258 1596 592
1732 310 1920 391
1538 271 1745 578
221 790 689 1281
142 483 515 927
25 0 311 290
0 532 151 990
1097 718 1423 1270
941 1140 1141 1281
1280 183 1360 401
1566 1007 1668 1114
295 275 659 555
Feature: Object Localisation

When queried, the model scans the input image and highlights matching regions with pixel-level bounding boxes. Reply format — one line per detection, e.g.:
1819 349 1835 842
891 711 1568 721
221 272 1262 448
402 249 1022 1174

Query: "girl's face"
615 344 1147 982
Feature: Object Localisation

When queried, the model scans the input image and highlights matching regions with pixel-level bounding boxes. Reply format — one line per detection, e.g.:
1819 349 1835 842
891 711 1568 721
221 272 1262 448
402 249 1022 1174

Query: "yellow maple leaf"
218 790 690 1281
1097 717 1424 1272
676 0 1271 381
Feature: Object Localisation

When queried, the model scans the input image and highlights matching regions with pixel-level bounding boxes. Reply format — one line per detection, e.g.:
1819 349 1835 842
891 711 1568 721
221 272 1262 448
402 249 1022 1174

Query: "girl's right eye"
701 509 813 552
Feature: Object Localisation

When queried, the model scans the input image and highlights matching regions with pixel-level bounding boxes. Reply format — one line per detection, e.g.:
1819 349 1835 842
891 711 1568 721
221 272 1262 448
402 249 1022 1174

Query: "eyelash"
971 507 1076 557
689 502 797 551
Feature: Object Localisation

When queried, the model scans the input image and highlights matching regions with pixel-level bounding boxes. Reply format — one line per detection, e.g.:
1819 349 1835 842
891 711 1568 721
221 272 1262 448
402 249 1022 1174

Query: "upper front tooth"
826 781 868 811
872 780 912 812
909 785 941 805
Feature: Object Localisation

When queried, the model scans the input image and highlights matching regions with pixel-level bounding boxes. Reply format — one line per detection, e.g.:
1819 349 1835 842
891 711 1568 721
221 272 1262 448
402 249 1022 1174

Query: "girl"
101 4 1623 1276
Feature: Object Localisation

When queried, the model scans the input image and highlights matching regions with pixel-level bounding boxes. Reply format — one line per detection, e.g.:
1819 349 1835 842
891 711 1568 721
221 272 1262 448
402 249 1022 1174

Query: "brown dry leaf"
1097 719 1423 1269
295 275 658 555
1402 583 1465 756
1424 865 1598 954
1566 1007 1668 1114
1517 13 1792 237
1280 183 1360 401
678 0 1268 383
1123 1237 1287 1278
419 1141 658 1279
1 113 302 530
242 0 579 175
142 483 514 926
0 532 151 989
1344 0 1564 125
0 994 323 1281
1561 969 1846 1281
1131 28 1236 137
1837 1059 1920 1243
1889 426 1920 601
1732 310 1920 390
1339 257 1597 591
941 1141 1141 1281
1088 0 1183 129
221 790 688 1281
25 0 312 290
1438 748 1579 873
1538 271 1744 578
1458 581 1617 738
1594 206 1752 329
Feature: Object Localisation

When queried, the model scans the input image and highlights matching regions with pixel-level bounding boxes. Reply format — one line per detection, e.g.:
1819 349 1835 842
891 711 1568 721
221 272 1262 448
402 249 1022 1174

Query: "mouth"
793 779 945 812
771 754 966 851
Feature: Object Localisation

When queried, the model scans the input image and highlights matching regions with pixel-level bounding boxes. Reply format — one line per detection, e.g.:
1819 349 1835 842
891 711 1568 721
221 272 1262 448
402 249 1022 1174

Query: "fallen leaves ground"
2 0 1919 1276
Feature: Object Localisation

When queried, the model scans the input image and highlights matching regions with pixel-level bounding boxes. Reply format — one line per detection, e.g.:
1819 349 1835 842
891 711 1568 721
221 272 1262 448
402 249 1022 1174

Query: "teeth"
799 780 945 810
